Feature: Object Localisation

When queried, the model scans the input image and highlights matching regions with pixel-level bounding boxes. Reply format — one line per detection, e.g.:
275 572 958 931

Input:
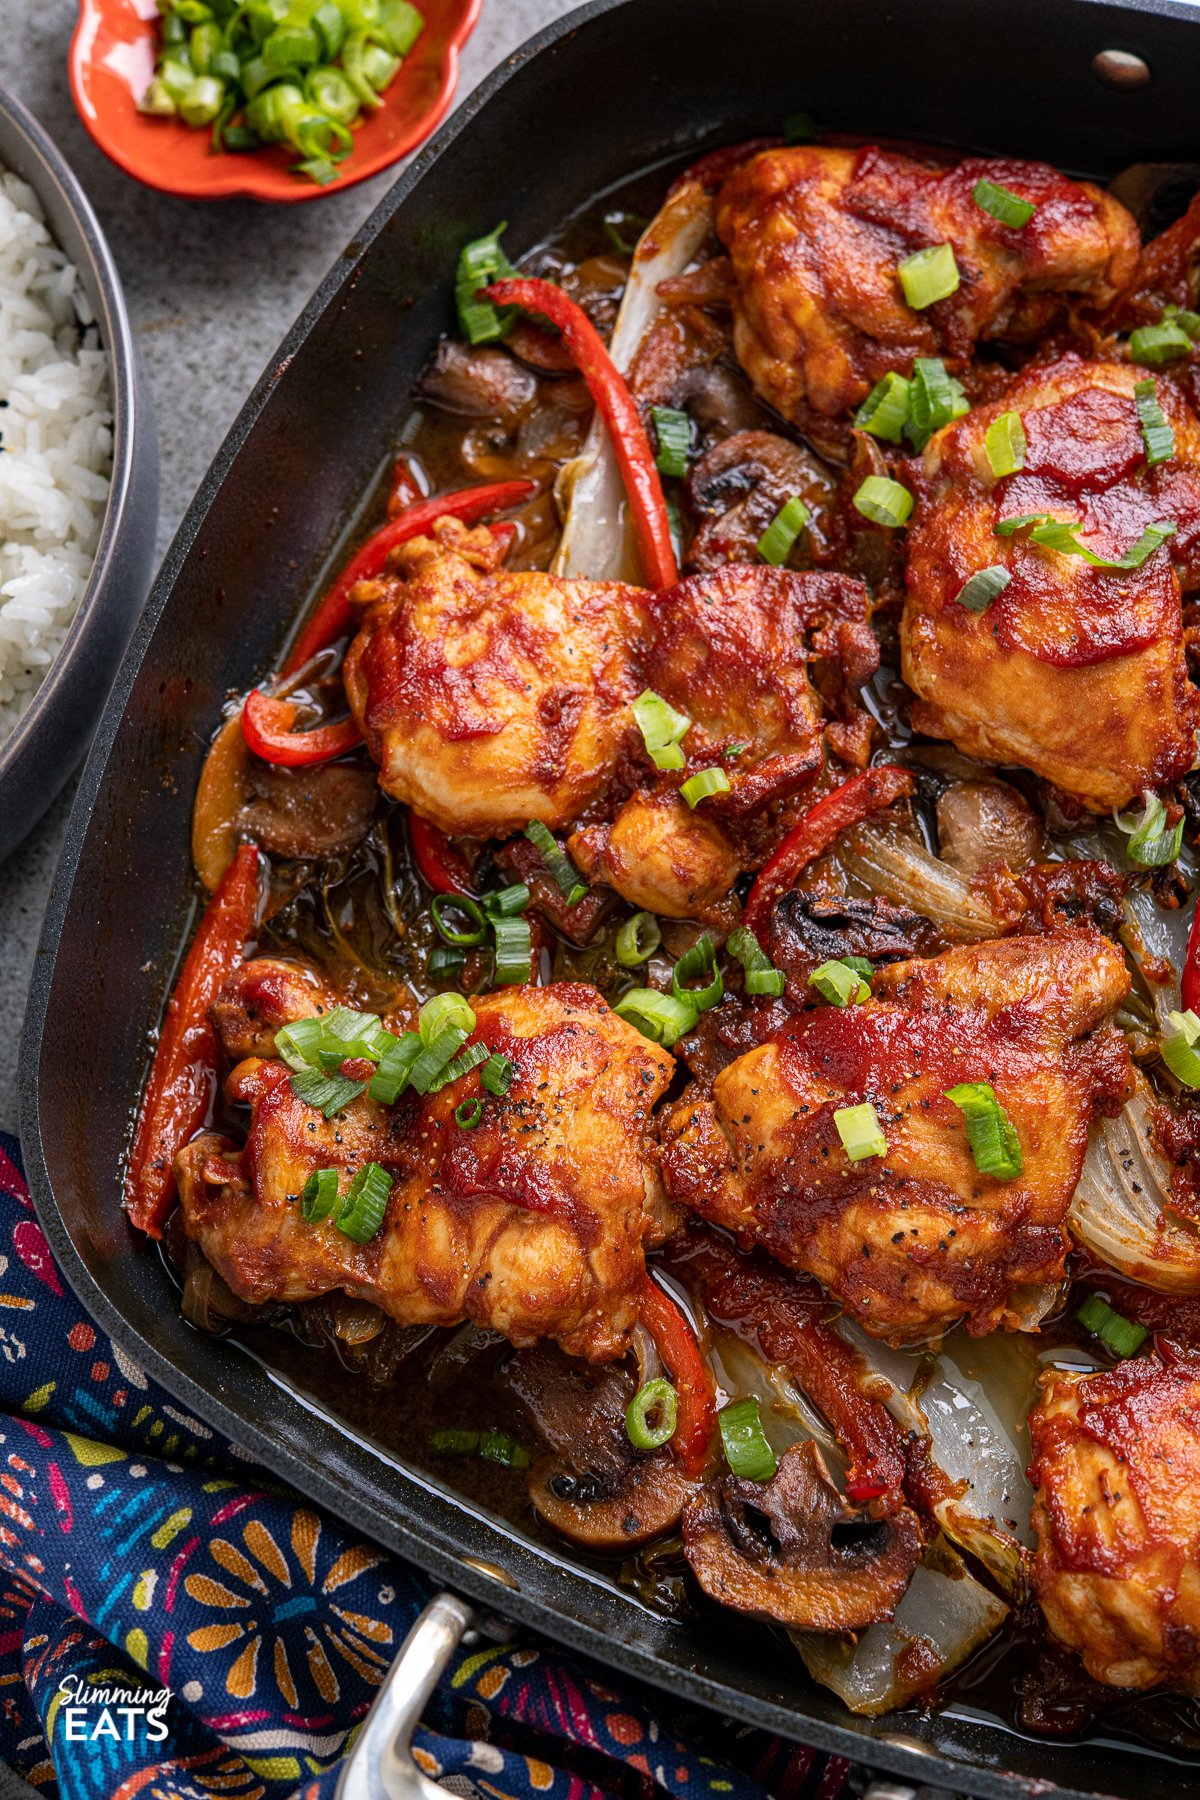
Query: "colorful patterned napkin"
0 1134 847 1800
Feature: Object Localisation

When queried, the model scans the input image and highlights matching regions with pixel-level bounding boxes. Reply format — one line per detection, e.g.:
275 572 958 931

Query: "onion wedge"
1068 1074 1200 1292
840 818 1007 942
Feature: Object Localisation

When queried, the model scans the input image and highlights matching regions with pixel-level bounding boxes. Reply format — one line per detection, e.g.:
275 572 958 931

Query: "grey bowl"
0 82 157 865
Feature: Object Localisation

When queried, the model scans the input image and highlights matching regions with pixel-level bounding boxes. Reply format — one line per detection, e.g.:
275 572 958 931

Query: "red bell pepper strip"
743 765 915 940
483 277 679 591
125 842 262 1240
1183 903 1200 1014
387 457 424 516
639 1273 716 1476
284 478 537 675
409 814 474 896
241 689 363 767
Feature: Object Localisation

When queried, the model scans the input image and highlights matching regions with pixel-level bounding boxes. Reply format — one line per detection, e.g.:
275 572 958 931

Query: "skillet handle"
336 1591 475 1800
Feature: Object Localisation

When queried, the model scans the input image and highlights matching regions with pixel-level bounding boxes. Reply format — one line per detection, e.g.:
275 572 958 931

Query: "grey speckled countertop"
0 0 578 1133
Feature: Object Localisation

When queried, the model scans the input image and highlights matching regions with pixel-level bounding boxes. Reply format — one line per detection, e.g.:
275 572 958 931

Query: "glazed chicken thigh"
715 146 1138 424
660 932 1131 1341
1030 1353 1200 1695
174 981 674 1361
902 357 1200 809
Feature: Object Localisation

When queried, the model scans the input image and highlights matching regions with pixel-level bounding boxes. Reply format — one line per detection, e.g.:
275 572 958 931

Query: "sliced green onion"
955 566 1012 613
1135 378 1175 467
944 1081 1023 1180
897 243 959 310
906 357 968 451
429 1427 480 1455
408 1025 468 1095
480 883 530 918
854 371 910 444
368 1033 424 1105
429 1041 490 1093
757 495 811 566
996 513 1177 570
625 1378 678 1451
478 1428 531 1469
276 1015 327 1073
428 945 467 978
179 74 225 125
1076 1292 1148 1359
1164 304 1200 341
480 1053 515 1097
380 0 424 54
1161 1009 1200 1088
808 959 870 1006
853 476 914 528
1130 320 1192 366
491 915 532 985
138 77 179 116
306 65 359 124
633 688 690 772
455 222 519 346
336 1162 392 1243
290 1069 366 1119
419 993 476 1044
651 406 692 478
842 956 873 980
993 511 1055 537
311 1 347 58
614 988 698 1047
189 21 222 73
615 911 662 967
718 1397 777 1482
1115 791 1184 868
972 177 1036 228
672 932 724 1012
263 23 320 69
454 1097 483 1130
680 766 731 808
725 924 786 999
318 1006 392 1065
300 1167 340 1223
834 1101 887 1162
525 820 587 906
985 410 1027 478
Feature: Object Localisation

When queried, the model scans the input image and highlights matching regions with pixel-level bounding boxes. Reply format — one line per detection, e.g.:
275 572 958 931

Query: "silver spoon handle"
335 1591 475 1800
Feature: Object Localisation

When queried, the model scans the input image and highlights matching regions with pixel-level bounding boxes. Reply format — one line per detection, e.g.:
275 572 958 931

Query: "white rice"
0 168 112 745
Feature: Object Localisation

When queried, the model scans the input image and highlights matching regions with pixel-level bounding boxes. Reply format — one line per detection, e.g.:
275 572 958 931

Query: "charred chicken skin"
715 146 1138 423
903 357 1200 809
1030 1353 1200 1695
175 980 673 1362
660 932 1132 1341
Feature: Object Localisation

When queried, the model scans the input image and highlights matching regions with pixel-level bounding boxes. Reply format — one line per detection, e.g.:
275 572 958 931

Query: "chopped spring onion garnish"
1164 304 1200 340
1076 1293 1148 1359
429 1041 490 1093
808 959 870 1006
408 1026 469 1096
995 512 1176 569
625 1377 678 1451
672 932 724 1013
718 1397 778 1482
955 566 1012 613
276 1015 327 1073
985 410 1027 478
842 955 874 980
455 222 519 345
525 819 588 906
317 1006 392 1067
853 476 914 528
633 688 690 772
491 914 533 985
972 177 1037 228
336 1162 392 1243
419 993 476 1044
1161 1009 1200 1088
651 406 692 478
368 1034 423 1106
428 945 466 978
480 1052 515 1097
615 987 698 1047
945 1081 1023 1180
834 1101 887 1162
432 893 487 946
1129 319 1193 366
725 925 786 999
1114 791 1184 868
854 370 911 444
428 1427 531 1468
454 1097 483 1129
906 357 968 450
897 243 960 310
1135 378 1175 466
290 1068 366 1118
481 883 531 918
615 911 662 967
680 767 732 808
300 1168 340 1223
757 495 811 566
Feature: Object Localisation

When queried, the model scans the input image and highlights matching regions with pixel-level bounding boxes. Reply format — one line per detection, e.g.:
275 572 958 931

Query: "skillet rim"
21 0 1200 1792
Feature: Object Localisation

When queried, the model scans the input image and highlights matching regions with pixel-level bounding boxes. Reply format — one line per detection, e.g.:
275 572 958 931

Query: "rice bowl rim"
0 81 149 807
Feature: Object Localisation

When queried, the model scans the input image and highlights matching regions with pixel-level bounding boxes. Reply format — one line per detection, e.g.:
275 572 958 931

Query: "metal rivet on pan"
1093 49 1151 88
461 1555 519 1590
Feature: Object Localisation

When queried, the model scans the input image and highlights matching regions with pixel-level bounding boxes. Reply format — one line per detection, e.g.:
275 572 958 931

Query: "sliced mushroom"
418 338 537 422
935 780 1044 879
682 1440 922 1630
239 760 379 863
767 891 939 991
686 429 837 569
670 362 768 440
502 1345 696 1551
